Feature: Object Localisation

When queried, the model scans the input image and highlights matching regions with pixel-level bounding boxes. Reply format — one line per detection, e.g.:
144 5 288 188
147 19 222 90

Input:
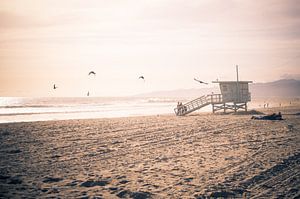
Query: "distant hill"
250 79 300 98
135 79 300 99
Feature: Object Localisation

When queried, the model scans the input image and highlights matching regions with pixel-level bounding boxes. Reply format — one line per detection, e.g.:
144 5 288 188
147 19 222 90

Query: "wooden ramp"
174 94 222 116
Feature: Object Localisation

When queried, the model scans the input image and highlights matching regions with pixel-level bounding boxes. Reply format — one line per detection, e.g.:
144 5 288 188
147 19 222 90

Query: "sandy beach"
0 106 299 198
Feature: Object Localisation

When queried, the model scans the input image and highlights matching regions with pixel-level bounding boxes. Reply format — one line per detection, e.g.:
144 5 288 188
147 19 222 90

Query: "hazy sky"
0 0 299 97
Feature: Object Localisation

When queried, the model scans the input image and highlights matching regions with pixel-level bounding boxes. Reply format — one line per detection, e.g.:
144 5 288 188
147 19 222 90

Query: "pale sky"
0 0 299 97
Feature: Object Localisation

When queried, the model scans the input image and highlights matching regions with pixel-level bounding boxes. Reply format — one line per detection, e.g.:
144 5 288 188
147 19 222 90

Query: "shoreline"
1 96 299 124
0 104 299 125
0 112 176 125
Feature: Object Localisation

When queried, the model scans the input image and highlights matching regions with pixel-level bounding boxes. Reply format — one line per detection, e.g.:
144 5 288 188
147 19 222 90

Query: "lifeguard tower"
174 66 252 116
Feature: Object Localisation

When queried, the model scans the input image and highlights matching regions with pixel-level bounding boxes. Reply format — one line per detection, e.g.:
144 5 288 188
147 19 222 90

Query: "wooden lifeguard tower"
174 66 252 115
210 80 252 113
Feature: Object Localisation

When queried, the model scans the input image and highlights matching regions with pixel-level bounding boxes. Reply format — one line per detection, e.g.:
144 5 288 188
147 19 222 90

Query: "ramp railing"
174 94 223 116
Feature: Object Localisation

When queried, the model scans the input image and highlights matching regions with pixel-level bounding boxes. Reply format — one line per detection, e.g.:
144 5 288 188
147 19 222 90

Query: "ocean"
0 97 277 123
0 97 212 123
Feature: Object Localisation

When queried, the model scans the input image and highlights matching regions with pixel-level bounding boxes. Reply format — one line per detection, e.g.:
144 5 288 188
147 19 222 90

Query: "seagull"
194 78 208 85
53 84 58 89
88 71 96 76
139 76 144 80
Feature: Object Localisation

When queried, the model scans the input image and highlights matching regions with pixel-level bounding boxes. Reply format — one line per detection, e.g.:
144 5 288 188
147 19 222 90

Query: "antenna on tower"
236 65 239 82
236 65 240 102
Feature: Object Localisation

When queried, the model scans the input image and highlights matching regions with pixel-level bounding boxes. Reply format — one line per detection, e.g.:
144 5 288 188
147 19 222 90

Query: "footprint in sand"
80 179 110 187
116 190 152 199
42 177 63 183
119 179 130 184
8 176 23 184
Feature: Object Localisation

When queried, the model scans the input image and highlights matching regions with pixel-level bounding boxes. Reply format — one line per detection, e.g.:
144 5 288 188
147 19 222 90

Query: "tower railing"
174 94 223 116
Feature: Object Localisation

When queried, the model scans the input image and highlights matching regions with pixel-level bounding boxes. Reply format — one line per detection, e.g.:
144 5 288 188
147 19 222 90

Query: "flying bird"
88 71 96 76
139 76 145 80
53 84 58 89
194 78 208 85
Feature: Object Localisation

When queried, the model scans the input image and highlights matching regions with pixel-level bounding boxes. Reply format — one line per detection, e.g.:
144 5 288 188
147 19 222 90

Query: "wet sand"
0 106 299 198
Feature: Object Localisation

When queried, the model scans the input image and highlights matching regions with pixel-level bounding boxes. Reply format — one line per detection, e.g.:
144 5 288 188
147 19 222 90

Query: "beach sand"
0 106 299 198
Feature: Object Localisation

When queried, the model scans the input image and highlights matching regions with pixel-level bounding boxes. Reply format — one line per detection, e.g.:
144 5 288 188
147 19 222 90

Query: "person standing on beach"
177 102 181 115
177 102 185 115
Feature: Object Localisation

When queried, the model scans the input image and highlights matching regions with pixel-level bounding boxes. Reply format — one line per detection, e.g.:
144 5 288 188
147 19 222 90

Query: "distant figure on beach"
177 102 181 109
88 71 96 76
183 104 187 112
251 112 283 120
87 91 89 96
278 111 282 118
177 102 182 115
177 102 187 115
53 84 58 89
194 78 208 85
